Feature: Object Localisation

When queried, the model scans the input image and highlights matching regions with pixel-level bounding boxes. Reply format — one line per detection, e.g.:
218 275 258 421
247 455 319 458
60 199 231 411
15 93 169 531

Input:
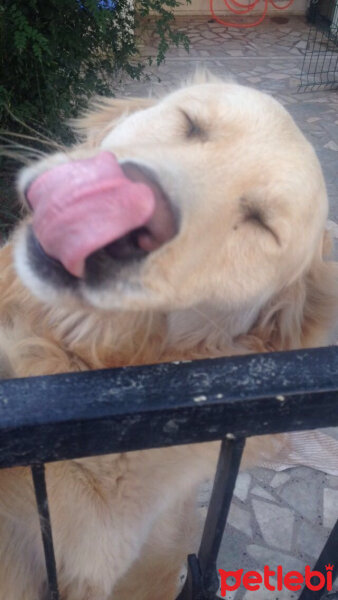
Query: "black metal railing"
300 0 338 91
1 346 338 600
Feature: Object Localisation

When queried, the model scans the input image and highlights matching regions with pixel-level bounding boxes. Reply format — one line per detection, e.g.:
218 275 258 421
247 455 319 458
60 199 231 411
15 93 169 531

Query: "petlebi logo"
218 564 334 597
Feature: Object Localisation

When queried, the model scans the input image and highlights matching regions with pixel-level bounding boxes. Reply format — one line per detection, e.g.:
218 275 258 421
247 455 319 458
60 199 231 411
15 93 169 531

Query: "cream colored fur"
0 74 337 600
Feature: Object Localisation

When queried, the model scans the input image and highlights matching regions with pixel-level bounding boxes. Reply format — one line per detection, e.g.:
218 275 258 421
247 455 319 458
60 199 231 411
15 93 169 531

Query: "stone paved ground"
116 16 338 598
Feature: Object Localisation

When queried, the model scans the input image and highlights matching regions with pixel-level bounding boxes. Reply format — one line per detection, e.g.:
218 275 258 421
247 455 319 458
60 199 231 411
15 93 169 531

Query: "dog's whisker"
3 105 63 149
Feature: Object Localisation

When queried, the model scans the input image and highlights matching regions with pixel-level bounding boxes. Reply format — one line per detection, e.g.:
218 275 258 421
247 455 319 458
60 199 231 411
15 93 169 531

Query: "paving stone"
278 478 321 521
270 472 290 488
228 503 253 537
326 220 338 239
252 499 294 551
296 40 307 49
227 50 245 57
247 77 263 84
282 466 325 482
323 488 338 529
218 524 261 573
324 140 338 152
251 485 275 501
264 73 290 79
252 467 276 485
297 521 329 559
247 545 305 573
326 475 338 489
234 473 251 502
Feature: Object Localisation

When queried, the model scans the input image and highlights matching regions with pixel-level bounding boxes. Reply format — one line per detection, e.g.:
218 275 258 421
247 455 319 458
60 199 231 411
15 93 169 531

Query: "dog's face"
15 79 327 315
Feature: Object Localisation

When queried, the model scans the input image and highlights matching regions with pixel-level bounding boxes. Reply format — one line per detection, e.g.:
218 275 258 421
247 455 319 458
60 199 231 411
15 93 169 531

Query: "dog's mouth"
25 152 177 286
111 161 177 258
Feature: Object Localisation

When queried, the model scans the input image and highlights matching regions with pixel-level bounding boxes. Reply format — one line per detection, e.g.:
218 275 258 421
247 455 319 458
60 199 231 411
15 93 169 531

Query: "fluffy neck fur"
0 245 262 376
27 300 261 373
1 241 337 378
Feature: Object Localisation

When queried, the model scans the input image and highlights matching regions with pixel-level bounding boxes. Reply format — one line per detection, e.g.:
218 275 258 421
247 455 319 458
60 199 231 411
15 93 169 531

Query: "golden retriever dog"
0 72 337 600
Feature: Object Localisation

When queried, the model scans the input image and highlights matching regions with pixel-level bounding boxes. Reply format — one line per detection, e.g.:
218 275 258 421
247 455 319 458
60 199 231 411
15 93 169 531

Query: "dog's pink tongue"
27 152 155 278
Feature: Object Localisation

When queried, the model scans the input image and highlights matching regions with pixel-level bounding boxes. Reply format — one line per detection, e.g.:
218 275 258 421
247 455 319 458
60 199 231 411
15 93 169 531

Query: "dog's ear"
240 231 338 352
71 96 156 147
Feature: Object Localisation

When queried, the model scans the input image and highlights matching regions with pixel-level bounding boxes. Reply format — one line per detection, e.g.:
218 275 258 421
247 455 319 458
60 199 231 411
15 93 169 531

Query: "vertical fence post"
199 437 246 596
177 437 246 600
31 464 60 600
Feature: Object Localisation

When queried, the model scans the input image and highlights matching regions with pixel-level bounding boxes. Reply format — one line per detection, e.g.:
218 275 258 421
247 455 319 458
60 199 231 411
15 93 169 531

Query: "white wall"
173 0 307 15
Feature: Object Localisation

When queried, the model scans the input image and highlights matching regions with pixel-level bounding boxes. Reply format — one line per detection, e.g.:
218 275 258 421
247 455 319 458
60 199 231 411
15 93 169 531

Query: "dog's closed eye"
240 199 280 245
180 110 206 140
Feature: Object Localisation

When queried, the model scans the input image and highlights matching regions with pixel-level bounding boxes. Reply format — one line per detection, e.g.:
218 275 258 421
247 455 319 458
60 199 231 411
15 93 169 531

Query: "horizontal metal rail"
1 347 338 600
0 346 338 468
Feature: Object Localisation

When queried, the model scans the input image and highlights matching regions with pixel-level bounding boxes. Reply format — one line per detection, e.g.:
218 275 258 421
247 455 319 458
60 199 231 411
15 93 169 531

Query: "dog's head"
14 75 334 348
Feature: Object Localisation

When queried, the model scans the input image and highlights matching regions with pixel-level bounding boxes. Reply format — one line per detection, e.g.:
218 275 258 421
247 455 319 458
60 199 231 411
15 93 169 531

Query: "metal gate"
300 0 338 90
0 347 338 600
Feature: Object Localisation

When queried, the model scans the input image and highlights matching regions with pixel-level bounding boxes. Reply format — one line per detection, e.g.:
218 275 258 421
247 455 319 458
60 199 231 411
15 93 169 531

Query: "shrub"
0 0 190 140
